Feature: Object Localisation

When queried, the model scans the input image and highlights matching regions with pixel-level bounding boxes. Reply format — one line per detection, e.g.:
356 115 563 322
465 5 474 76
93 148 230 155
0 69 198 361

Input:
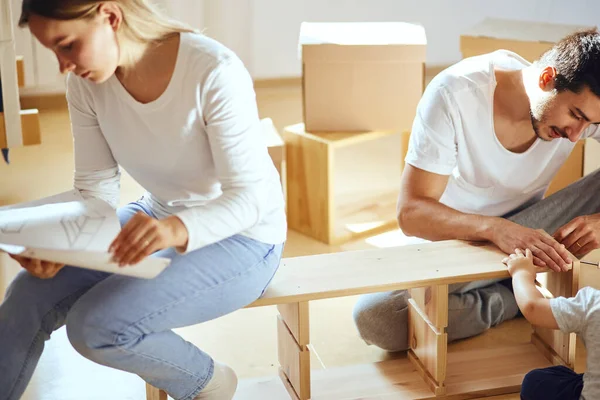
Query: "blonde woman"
0 1 286 399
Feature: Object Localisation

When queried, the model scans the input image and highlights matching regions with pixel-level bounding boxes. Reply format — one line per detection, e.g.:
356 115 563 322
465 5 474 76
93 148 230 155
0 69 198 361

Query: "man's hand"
10 254 65 279
502 248 538 278
553 214 600 258
492 219 572 272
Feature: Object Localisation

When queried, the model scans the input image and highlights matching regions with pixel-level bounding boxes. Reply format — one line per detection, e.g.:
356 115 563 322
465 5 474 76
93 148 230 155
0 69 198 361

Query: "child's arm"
503 249 559 329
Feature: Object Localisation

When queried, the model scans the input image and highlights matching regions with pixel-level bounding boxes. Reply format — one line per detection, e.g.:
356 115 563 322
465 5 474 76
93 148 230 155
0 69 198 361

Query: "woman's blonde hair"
19 0 196 68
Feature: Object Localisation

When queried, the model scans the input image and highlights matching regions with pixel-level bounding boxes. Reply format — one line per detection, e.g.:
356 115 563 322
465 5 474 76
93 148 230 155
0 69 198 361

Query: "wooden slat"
277 368 301 400
408 295 447 395
250 240 511 307
444 343 552 398
409 284 449 330
533 264 579 368
145 384 167 400
0 41 22 147
284 122 398 149
400 130 411 171
16 56 24 87
284 125 333 244
0 109 41 148
277 316 311 400
278 302 309 346
237 343 552 400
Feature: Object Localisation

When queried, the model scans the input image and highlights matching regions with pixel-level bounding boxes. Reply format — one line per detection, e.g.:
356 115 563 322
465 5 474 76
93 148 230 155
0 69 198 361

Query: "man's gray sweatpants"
353 169 600 352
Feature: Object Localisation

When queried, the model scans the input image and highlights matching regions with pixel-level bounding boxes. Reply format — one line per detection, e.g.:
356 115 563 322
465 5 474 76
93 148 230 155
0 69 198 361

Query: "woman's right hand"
9 255 65 279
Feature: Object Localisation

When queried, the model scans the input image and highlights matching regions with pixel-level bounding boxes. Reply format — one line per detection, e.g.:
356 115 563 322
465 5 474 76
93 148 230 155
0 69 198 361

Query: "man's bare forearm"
398 197 505 242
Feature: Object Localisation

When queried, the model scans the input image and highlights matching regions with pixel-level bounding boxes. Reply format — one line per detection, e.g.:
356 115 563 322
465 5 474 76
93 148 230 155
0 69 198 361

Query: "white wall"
248 0 600 79
13 0 600 93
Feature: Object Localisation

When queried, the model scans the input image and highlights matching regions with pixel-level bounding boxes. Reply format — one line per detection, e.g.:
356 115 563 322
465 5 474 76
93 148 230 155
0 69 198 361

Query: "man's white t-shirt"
405 50 600 217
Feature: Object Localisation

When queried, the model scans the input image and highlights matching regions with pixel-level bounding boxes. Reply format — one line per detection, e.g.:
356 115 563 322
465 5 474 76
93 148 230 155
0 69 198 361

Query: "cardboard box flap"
463 18 595 44
299 22 426 63
302 43 425 63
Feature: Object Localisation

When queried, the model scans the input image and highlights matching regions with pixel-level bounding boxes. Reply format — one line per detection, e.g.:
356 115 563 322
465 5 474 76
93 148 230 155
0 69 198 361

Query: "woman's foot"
193 361 238 400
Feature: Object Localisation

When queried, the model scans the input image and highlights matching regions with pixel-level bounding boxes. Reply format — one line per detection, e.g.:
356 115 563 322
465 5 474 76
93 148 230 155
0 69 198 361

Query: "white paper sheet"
0 191 171 279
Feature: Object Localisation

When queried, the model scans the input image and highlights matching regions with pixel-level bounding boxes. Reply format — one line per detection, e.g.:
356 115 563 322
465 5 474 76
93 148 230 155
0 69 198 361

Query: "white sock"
193 361 238 400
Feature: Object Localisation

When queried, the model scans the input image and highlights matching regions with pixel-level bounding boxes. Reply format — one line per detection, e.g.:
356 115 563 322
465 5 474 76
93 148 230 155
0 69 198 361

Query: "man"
353 29 600 351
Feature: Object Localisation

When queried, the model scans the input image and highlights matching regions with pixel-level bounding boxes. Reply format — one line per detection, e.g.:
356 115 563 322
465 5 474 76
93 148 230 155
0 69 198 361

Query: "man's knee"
352 290 410 352
446 282 519 342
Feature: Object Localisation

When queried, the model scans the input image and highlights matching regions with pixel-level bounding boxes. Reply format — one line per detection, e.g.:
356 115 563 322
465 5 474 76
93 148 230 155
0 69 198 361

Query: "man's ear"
538 66 557 91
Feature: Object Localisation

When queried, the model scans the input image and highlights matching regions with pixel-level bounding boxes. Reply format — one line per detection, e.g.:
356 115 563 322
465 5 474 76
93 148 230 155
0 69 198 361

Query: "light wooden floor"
0 82 589 400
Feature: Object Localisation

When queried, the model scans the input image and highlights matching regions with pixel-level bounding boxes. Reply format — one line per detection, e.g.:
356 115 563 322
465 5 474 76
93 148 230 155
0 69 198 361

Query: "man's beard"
529 110 550 142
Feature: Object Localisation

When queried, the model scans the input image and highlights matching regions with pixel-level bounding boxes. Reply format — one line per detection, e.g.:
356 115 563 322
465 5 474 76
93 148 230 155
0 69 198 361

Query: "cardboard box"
460 18 594 62
299 22 426 132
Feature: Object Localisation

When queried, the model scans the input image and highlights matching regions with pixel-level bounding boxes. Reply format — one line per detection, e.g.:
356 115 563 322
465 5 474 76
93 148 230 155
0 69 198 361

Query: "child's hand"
502 248 537 278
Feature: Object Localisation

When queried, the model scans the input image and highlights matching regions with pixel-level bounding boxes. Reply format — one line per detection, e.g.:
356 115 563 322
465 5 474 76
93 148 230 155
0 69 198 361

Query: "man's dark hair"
538 28 600 97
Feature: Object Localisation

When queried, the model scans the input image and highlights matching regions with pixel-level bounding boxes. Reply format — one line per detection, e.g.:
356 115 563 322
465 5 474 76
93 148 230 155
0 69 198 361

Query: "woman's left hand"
109 212 189 266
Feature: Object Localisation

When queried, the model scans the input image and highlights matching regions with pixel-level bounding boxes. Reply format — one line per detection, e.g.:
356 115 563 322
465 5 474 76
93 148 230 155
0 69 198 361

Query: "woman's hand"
109 212 189 266
10 255 65 279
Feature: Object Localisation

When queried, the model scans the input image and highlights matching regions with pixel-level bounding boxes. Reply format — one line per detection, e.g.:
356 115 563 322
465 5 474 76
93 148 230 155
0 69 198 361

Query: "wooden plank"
236 343 552 399
409 284 449 330
531 332 571 367
16 56 25 87
278 368 301 400
334 191 399 245
284 125 333 244
277 302 309 346
250 240 511 307
0 109 41 148
20 109 41 146
407 295 447 395
408 350 446 396
529 231 578 368
0 41 22 147
277 316 310 400
533 263 579 368
444 343 553 398
145 384 167 400
284 122 398 149
400 130 411 171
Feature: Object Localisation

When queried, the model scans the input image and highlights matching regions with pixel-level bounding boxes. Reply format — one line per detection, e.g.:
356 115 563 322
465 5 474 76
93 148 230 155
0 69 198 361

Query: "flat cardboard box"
300 22 426 132
460 18 594 62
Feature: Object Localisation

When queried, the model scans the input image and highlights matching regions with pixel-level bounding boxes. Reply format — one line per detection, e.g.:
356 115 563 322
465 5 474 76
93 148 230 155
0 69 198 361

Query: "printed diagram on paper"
61 212 107 249
0 220 25 234
0 212 107 249
0 192 171 279
0 193 120 252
